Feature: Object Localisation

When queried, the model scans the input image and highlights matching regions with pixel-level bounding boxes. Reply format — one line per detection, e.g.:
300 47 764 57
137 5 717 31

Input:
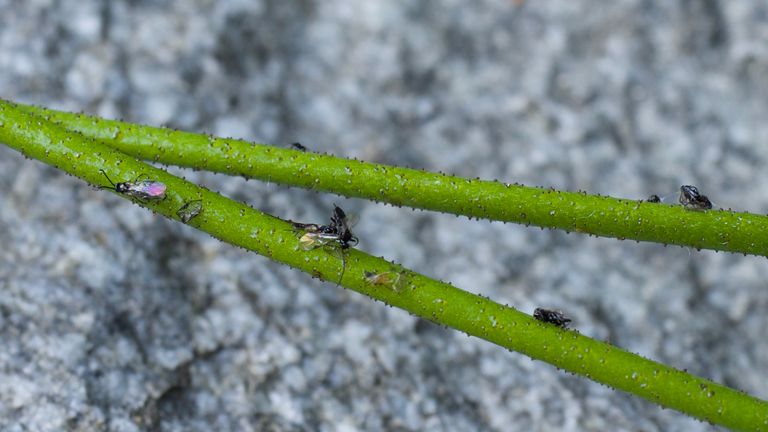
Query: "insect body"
364 270 404 292
645 194 661 203
177 200 203 223
533 308 571 328
679 185 712 210
291 142 308 152
100 170 167 201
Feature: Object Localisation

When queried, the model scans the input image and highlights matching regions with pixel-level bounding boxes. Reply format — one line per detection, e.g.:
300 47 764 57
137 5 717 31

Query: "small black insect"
679 185 712 210
100 170 167 201
291 142 308 152
533 308 571 328
646 194 661 203
328 205 358 249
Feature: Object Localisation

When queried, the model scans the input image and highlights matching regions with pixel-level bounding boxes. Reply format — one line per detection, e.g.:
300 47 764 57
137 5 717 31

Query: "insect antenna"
99 169 117 191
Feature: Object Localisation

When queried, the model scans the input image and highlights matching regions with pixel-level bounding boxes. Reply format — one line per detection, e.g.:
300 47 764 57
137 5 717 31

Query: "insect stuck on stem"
533 308 572 328
364 270 405 292
291 204 359 285
291 142 308 152
99 170 167 201
645 194 661 203
177 199 203 223
291 205 358 251
679 185 712 210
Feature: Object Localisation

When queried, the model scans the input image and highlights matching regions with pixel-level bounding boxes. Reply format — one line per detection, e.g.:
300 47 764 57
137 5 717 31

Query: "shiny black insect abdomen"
533 308 571 328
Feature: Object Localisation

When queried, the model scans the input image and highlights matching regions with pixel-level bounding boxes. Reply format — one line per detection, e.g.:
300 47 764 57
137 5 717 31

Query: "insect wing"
177 200 203 223
299 232 324 250
127 181 167 200
342 212 359 230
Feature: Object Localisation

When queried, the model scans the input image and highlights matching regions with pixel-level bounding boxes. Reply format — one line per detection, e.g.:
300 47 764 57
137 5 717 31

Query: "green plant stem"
14 101 768 257
2 101 767 431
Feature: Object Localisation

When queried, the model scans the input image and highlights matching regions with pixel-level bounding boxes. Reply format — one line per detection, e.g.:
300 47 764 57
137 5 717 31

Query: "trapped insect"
679 185 712 211
364 270 404 291
533 308 571 328
291 205 359 285
645 194 661 203
177 200 203 223
291 205 358 251
99 170 167 201
291 142 308 152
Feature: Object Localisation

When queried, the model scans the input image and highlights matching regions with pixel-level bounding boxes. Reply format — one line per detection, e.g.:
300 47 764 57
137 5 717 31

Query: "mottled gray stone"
2 1 768 431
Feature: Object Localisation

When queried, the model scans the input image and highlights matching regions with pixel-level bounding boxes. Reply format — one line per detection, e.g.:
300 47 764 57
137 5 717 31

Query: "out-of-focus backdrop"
1 1 767 430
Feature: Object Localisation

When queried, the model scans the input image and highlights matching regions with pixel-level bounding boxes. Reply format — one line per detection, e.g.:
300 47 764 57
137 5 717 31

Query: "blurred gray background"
2 1 768 431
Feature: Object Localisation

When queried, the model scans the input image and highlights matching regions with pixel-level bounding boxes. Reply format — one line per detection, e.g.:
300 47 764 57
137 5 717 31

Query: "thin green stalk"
14 101 768 257
1 101 767 431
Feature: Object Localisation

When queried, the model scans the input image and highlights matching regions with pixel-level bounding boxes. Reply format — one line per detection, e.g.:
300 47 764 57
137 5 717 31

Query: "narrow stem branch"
14 102 768 258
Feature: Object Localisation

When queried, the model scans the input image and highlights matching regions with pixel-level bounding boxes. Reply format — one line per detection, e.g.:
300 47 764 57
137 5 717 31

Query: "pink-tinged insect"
99 170 167 201
533 308 571 328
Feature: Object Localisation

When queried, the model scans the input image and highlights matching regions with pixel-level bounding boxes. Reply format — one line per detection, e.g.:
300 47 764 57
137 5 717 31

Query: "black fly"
679 185 712 210
645 194 661 203
533 308 571 328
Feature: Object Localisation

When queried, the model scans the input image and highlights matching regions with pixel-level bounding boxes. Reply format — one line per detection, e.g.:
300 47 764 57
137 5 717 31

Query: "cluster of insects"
291 205 358 251
290 204 359 284
533 308 572 328
641 185 714 211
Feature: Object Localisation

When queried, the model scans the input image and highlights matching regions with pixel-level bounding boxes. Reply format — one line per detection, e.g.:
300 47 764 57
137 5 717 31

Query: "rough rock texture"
2 1 768 430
